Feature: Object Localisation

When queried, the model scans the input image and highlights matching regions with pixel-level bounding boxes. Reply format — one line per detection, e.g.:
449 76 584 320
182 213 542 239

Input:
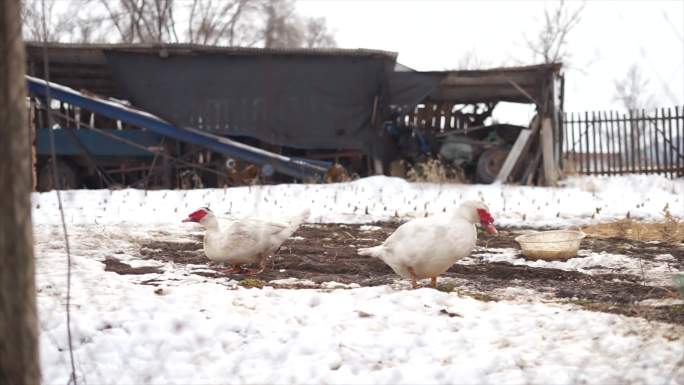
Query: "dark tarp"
388 71 444 113
104 51 396 154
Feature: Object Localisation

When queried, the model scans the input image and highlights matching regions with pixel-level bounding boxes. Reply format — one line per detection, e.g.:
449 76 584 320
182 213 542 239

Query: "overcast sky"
297 0 684 121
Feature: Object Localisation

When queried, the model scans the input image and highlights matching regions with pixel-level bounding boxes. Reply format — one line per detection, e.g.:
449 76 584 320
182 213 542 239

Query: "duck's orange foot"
243 267 265 275
243 259 267 275
221 265 244 274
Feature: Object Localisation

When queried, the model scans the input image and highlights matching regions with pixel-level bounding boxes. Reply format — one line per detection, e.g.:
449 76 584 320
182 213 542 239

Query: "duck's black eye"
202 207 212 212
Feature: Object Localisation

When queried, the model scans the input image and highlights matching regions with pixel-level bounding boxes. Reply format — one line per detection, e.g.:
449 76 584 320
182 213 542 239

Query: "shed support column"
373 157 384 175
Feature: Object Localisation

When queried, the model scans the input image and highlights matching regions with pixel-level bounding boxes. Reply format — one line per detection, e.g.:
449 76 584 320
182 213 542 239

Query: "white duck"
183 207 310 274
358 200 497 288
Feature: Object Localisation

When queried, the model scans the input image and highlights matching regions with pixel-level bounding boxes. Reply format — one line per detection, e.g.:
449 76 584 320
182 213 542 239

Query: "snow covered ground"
33 175 684 384
32 174 683 227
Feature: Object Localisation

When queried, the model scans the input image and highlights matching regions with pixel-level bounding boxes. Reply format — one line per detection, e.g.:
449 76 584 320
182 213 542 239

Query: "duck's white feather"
201 209 309 265
359 201 490 279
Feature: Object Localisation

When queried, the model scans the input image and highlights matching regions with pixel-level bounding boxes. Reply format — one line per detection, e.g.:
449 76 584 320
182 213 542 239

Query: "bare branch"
302 16 336 48
524 0 585 64
21 0 336 47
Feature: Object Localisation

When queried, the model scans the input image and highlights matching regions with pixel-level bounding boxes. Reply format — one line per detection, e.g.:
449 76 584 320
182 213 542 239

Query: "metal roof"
25 42 398 99
25 42 398 58
425 63 563 104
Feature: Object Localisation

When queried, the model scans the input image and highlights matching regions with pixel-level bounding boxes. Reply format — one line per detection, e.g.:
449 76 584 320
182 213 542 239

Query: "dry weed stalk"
582 208 684 244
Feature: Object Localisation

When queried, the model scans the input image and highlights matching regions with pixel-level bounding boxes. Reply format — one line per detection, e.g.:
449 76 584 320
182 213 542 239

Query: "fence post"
664 107 673 178
676 107 683 177
654 108 662 175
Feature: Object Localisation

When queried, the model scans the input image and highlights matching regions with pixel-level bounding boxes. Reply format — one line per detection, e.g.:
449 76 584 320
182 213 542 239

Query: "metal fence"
562 106 684 178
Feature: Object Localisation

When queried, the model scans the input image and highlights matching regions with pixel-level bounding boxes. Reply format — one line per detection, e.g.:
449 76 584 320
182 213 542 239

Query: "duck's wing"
236 218 289 235
221 219 289 248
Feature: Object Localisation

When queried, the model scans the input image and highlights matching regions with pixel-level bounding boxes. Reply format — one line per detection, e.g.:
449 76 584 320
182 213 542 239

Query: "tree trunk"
0 0 41 384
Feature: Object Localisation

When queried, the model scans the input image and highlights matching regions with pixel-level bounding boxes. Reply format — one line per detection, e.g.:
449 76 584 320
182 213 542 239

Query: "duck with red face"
183 207 310 275
476 207 498 235
359 200 497 289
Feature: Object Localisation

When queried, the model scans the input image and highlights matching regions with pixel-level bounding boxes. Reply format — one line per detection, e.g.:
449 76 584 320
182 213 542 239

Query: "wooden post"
663 107 671 177
541 117 559 185
0 0 41 384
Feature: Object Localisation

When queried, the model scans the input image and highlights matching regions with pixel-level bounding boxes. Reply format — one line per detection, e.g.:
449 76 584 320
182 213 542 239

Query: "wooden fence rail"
562 106 684 178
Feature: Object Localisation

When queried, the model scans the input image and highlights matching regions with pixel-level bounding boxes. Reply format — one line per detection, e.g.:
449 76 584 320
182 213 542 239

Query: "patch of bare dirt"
104 257 163 275
104 222 684 325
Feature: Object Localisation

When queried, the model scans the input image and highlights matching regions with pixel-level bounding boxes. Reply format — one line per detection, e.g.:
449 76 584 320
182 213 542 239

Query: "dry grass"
561 156 579 177
406 158 465 183
581 209 684 244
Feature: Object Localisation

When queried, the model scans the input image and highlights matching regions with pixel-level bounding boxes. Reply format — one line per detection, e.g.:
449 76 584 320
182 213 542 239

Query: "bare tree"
99 0 179 43
614 63 654 112
22 0 113 43
261 0 302 48
1 1 41 384
456 48 491 70
186 0 262 46
21 0 337 48
21 0 74 41
302 16 336 48
613 63 655 162
259 1 337 49
525 0 584 64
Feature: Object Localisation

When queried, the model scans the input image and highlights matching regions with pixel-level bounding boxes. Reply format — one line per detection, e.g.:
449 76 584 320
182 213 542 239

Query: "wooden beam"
523 146 543 185
495 128 532 183
496 115 541 183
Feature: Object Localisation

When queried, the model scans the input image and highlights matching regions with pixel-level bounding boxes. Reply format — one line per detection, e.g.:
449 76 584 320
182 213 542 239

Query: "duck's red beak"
485 224 498 234
182 218 192 223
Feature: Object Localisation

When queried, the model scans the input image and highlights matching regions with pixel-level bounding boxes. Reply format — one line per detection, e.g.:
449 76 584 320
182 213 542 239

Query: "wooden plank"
493 113 542 184
590 111 598 174
569 112 576 172
523 146 543 185
664 107 672 178
583 111 590 174
495 128 533 183
639 109 650 170
611 111 623 174
637 110 646 174
577 113 583 173
597 111 605 175
603 111 613 175
629 110 637 173
654 109 662 176
624 111 630 172
541 117 559 185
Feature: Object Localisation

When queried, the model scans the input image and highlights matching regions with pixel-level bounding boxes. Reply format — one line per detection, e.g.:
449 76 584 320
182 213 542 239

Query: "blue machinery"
26 76 330 180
